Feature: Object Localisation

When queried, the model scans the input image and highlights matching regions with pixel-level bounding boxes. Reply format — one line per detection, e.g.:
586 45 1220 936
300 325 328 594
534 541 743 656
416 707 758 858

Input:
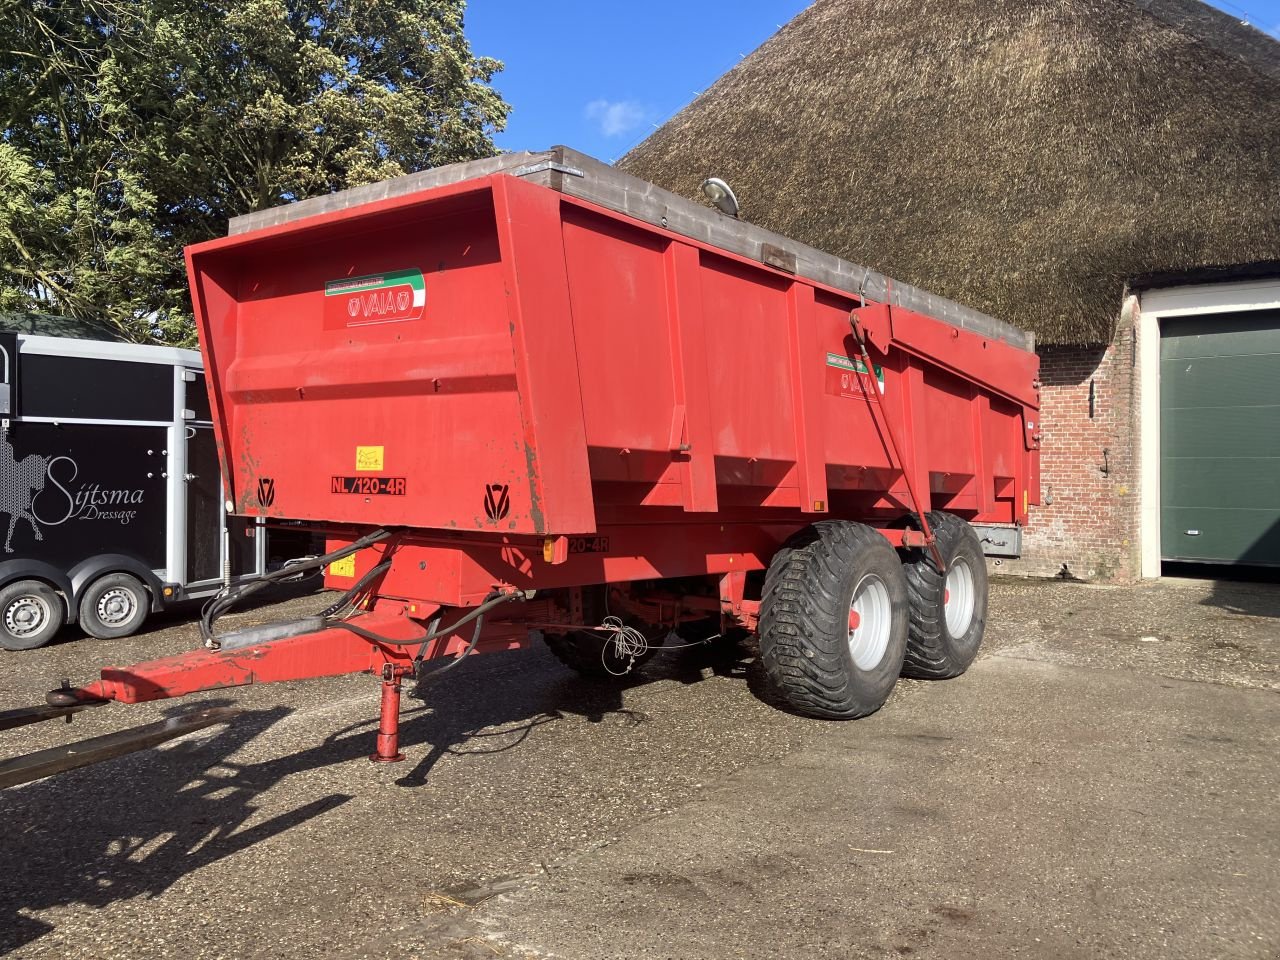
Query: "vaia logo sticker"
324 269 426 328
824 352 884 401
483 484 510 522
257 477 276 508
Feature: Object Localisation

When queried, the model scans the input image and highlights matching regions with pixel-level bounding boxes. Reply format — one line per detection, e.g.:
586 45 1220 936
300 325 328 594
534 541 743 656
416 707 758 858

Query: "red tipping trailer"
3 148 1039 781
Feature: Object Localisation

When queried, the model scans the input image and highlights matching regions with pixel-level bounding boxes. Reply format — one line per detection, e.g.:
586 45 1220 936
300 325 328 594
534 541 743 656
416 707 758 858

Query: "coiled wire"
600 616 650 676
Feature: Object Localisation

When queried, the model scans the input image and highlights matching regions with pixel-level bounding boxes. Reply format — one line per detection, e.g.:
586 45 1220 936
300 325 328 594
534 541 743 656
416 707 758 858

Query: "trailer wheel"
79 573 149 640
0 580 64 651
900 512 988 679
759 521 908 719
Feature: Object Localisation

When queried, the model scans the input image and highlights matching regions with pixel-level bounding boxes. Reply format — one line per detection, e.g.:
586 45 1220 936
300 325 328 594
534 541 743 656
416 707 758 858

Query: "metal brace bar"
849 311 947 573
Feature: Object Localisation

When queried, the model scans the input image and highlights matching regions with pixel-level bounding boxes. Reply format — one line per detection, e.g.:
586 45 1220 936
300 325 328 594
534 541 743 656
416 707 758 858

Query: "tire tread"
902 512 986 679
759 521 904 719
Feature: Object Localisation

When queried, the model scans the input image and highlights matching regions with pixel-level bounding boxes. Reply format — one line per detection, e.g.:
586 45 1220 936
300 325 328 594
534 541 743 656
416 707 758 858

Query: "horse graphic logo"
0 435 48 552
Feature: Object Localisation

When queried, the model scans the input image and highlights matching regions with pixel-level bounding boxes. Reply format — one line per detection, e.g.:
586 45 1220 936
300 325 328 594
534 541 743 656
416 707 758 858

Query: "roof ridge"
617 0 1280 345
1125 0 1279 82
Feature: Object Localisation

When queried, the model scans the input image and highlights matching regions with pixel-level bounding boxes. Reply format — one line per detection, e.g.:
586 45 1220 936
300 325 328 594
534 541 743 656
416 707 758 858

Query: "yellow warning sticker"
329 555 356 578
355 445 384 472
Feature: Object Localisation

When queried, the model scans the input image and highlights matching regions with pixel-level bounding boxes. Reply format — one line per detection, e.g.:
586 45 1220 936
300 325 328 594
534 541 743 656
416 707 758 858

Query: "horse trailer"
0 329 267 650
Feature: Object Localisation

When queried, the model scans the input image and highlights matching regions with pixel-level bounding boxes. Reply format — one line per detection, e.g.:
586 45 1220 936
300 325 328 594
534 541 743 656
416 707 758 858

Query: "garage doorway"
1139 280 1280 577
1159 311 1279 566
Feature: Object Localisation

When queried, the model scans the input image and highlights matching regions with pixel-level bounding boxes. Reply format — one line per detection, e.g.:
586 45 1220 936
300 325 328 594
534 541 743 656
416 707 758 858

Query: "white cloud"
584 99 648 137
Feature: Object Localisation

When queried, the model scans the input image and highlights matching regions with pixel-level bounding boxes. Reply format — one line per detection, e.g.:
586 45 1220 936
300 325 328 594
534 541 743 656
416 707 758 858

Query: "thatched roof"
619 0 1279 345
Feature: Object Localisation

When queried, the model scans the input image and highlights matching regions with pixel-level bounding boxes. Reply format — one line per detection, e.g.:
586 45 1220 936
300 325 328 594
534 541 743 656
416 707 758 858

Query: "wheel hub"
944 559 976 636
847 575 892 671
97 588 137 626
6 595 51 638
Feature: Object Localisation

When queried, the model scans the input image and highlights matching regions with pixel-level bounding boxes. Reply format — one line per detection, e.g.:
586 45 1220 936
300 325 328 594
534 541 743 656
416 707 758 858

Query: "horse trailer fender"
66 556 166 621
0 559 72 619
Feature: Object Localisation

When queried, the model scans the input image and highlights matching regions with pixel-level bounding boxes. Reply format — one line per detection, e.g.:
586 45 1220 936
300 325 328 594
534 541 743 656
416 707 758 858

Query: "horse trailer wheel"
0 580 64 651
79 573 149 640
759 521 909 719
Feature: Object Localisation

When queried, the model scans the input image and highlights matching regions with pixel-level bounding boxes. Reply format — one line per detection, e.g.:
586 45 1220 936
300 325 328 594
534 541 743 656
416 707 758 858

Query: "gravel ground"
0 574 1276 958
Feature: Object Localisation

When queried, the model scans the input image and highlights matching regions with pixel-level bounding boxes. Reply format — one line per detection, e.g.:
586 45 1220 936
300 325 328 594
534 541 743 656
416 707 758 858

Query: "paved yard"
0 576 1276 959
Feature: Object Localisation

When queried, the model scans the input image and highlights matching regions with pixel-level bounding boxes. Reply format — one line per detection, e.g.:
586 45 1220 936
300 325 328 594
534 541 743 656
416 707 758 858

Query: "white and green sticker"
825 352 884 397
324 268 426 327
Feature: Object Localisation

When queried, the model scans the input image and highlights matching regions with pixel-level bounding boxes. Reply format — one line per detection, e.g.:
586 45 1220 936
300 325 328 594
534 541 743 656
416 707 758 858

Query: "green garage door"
1160 310 1280 566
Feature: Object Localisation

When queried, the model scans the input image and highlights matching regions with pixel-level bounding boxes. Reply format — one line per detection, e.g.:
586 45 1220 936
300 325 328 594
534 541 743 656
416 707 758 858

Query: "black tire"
0 580 65 651
759 521 909 719
78 573 149 640
901 512 988 679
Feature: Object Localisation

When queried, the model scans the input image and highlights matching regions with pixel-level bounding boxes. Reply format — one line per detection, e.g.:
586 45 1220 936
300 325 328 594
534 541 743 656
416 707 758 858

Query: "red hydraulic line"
850 311 947 573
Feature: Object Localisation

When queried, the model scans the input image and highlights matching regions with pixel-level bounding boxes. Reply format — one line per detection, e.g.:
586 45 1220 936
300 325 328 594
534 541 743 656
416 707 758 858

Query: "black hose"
202 525 525 686
320 558 393 618
414 601 490 684
325 590 521 649
201 527 395 643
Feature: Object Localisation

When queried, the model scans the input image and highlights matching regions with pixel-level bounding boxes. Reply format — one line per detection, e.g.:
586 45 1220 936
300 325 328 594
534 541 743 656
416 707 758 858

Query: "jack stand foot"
369 663 411 763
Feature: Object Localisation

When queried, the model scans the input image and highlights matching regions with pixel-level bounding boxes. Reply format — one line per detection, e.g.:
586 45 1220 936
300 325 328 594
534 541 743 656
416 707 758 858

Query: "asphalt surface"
0 575 1276 959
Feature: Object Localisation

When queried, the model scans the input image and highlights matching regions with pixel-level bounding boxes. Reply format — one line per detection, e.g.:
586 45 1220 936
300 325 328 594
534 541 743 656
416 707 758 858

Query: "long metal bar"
0 707 240 789
49 610 422 706
0 702 103 732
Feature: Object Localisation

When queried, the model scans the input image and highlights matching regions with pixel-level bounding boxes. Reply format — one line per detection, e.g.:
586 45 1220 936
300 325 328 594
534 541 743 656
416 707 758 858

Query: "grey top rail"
229 146 1034 353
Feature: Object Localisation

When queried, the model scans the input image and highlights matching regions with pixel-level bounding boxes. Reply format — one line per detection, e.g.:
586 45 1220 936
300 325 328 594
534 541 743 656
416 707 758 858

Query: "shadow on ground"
395 634 757 786
0 636 759 954
1162 563 1280 618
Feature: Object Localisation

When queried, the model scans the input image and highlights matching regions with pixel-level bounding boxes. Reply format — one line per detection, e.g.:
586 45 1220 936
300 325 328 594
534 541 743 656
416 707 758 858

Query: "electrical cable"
647 635 722 652
600 616 650 676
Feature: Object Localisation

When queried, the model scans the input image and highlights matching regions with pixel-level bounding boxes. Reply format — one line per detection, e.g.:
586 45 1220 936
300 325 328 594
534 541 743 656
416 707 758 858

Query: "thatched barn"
619 0 1279 579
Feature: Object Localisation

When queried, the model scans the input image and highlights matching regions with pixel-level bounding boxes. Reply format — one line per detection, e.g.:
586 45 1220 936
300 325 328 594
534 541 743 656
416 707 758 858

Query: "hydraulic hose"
320 558 393 619
200 527 395 644
202 526 525 684
325 590 522 649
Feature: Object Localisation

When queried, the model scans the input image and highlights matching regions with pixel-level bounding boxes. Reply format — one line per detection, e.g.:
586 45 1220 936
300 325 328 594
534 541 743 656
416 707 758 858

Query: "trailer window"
186 371 212 422
21 355 174 422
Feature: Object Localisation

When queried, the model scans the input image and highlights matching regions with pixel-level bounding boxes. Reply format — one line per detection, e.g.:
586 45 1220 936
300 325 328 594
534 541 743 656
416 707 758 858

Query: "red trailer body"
4 149 1041 780
186 148 1038 613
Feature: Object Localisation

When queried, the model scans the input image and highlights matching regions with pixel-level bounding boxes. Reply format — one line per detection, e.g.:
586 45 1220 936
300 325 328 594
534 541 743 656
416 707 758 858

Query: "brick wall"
996 308 1139 581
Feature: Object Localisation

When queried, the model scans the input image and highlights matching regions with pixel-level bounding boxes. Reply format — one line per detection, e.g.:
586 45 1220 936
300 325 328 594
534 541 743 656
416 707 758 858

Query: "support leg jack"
370 663 412 763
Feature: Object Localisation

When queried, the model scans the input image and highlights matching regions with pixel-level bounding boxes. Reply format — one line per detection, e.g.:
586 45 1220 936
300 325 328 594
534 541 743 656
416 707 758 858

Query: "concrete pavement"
0 576 1276 959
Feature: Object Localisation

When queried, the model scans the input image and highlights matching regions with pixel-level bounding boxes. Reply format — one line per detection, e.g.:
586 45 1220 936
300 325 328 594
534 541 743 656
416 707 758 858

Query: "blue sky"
467 0 1280 163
